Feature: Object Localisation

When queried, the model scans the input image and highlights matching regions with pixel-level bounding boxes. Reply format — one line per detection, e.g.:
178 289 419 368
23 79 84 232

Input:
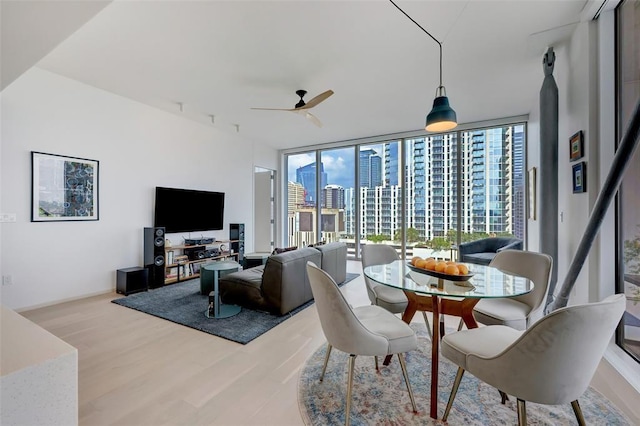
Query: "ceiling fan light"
425 95 457 132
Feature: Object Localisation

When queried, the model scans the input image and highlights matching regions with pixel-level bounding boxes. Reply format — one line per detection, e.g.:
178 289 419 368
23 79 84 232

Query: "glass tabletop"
363 260 533 298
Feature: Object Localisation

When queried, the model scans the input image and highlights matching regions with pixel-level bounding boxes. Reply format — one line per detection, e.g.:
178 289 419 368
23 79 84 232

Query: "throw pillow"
272 246 297 255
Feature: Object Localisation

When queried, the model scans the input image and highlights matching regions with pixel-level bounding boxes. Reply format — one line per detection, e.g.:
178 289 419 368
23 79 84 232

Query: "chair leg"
443 367 465 421
571 400 586 426
499 390 509 404
320 343 332 382
374 356 379 371
516 399 527 426
397 353 417 413
421 311 433 340
345 355 357 426
457 317 464 331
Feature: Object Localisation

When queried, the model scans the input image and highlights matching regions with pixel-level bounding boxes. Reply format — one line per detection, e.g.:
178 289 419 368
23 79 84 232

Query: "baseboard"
604 343 640 393
15 288 115 313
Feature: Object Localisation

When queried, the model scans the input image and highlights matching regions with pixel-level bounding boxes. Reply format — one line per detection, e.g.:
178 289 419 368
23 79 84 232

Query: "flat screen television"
154 187 224 233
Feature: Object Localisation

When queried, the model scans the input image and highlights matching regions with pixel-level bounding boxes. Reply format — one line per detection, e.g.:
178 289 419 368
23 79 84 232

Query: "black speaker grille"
154 255 165 266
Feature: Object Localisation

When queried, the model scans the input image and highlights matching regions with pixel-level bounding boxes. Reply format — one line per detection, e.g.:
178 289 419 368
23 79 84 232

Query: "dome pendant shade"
426 95 457 132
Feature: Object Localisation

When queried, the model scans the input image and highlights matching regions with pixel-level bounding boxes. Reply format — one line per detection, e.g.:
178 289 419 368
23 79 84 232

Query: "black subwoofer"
230 223 245 263
144 227 165 288
116 267 149 296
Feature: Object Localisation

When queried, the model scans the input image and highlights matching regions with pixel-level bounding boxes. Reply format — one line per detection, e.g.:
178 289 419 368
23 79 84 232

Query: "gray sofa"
458 237 523 265
219 242 347 315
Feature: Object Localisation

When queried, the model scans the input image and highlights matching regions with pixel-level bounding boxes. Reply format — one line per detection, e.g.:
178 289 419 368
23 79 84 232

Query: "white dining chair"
470 249 554 330
361 244 408 313
306 261 418 426
442 294 625 425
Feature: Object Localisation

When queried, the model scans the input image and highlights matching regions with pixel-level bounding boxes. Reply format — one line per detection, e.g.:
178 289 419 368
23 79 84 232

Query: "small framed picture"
569 131 584 161
572 161 587 193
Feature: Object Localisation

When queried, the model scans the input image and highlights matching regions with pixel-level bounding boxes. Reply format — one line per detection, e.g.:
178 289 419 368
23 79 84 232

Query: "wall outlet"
2 275 13 286
0 213 17 223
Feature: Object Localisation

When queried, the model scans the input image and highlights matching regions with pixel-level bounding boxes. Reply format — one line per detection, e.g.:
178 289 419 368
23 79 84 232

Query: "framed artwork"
31 151 99 222
528 167 537 220
569 131 584 161
572 161 587 193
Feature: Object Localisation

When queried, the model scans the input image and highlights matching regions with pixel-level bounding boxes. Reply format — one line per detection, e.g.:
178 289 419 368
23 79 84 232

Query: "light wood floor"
21 261 640 425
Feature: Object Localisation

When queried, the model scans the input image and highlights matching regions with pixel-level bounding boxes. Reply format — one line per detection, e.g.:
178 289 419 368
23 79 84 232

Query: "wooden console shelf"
164 240 239 284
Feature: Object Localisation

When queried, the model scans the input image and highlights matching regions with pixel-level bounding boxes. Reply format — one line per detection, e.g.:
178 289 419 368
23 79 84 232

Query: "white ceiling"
4 0 600 150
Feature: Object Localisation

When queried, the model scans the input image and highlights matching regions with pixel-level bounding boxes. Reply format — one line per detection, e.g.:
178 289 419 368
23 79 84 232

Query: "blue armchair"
458 237 523 265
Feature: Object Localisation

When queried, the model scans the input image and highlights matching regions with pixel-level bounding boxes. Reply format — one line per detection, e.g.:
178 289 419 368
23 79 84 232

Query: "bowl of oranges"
407 256 474 282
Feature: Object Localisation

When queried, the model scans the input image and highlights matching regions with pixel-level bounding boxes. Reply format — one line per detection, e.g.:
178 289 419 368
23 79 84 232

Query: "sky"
287 144 384 188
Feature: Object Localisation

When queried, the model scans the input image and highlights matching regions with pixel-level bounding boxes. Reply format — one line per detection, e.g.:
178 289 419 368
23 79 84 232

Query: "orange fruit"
425 257 436 263
445 264 460 275
424 259 437 270
415 259 428 269
435 261 447 272
457 264 469 275
411 256 422 266
446 261 456 265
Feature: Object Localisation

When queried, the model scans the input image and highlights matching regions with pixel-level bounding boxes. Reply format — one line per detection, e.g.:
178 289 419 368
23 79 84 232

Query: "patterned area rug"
112 272 359 344
298 324 630 425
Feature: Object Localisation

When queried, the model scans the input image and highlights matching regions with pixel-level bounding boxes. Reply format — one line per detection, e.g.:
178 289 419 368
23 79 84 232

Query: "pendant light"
389 0 458 132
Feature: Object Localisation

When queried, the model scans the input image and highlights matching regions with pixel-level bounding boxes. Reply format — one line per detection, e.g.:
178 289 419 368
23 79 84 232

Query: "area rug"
112 272 359 344
298 325 630 425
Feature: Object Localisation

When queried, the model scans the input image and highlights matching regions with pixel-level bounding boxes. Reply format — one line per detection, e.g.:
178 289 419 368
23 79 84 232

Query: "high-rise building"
359 149 382 188
384 142 400 186
323 184 345 209
296 162 327 204
288 181 305 211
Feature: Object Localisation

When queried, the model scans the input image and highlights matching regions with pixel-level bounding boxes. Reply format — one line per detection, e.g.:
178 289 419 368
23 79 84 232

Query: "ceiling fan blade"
250 107 295 111
303 112 323 127
296 90 334 110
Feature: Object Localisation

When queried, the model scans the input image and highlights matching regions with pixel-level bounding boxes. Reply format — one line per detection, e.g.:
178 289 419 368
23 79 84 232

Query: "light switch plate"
0 213 16 222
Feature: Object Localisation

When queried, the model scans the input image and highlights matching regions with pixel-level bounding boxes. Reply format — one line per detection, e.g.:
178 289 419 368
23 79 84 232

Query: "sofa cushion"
314 242 347 283
218 265 269 312
262 247 321 314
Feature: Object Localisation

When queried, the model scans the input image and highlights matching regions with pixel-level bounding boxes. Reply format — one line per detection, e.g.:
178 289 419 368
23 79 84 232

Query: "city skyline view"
286 125 525 246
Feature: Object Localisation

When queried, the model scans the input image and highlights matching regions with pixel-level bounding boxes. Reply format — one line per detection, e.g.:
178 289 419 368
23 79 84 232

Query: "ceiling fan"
251 89 334 127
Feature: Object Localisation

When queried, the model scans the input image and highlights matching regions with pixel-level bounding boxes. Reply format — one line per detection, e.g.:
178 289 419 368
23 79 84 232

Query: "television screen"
154 187 224 233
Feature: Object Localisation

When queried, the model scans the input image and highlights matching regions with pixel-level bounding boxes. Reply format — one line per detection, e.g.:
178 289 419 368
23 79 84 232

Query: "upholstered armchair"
441 294 625 425
458 237 523 265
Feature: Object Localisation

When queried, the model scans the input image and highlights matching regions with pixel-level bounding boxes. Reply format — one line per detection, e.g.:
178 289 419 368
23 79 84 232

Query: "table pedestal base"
385 293 480 419
206 303 241 319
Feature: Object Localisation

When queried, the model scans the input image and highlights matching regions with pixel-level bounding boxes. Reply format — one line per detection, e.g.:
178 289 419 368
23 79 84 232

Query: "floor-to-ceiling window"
616 0 640 363
286 152 319 247
320 147 355 246
284 120 525 260
357 141 402 257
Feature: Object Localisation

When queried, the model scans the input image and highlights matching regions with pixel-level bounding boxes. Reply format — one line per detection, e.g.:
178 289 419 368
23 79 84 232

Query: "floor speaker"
230 223 245 263
116 267 149 296
144 227 166 288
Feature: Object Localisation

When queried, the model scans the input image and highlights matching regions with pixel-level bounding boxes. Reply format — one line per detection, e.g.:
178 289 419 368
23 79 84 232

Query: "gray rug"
112 272 359 344
299 324 631 425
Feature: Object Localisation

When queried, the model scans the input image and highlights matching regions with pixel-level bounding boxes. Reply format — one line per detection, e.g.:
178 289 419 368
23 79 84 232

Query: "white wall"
0 67 277 310
527 18 614 306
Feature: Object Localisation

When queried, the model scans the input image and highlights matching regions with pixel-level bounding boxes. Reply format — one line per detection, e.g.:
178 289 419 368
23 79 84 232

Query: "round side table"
201 261 242 319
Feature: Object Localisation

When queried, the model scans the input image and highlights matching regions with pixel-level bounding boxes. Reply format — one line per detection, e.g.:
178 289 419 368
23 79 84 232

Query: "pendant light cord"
389 0 444 88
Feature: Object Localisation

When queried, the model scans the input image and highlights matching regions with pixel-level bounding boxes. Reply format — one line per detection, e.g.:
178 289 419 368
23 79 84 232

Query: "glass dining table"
363 259 533 419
